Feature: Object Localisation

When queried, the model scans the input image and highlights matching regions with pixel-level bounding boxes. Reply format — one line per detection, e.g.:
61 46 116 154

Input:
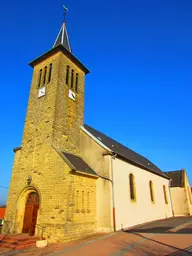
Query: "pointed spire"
53 22 72 52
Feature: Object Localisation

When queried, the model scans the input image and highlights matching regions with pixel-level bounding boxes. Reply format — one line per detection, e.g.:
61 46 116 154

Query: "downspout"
168 178 174 217
111 153 117 231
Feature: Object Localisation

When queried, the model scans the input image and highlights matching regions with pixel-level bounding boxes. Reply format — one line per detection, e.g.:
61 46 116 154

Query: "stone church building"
3 20 174 242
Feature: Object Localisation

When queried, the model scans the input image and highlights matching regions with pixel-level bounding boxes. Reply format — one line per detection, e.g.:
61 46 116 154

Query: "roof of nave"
164 170 185 187
62 151 98 177
83 124 169 180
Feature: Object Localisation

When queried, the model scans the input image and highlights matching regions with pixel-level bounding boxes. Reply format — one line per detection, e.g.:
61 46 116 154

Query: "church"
3 17 174 242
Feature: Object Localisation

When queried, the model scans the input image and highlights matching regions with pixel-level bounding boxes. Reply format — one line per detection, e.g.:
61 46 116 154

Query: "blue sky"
0 0 192 205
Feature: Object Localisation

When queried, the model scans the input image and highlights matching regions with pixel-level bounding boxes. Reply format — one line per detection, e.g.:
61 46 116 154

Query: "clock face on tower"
68 89 76 101
38 87 46 98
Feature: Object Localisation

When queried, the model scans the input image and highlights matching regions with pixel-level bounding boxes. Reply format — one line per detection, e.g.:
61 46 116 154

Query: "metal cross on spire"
63 5 68 23
53 4 71 52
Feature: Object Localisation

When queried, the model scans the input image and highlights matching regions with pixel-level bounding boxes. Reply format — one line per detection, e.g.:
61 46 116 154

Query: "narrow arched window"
82 191 84 212
76 190 79 212
149 181 155 203
43 66 47 85
66 65 70 85
188 187 192 204
87 192 90 212
75 73 79 92
38 69 42 88
129 174 136 201
163 185 168 204
71 69 74 89
48 63 52 83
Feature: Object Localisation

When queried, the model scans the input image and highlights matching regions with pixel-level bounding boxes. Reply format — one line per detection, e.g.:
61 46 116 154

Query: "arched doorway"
22 192 39 236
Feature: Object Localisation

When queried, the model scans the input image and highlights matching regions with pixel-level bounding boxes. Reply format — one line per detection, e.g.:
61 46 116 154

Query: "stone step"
15 243 36 250
3 236 37 243
0 242 16 249
0 234 38 249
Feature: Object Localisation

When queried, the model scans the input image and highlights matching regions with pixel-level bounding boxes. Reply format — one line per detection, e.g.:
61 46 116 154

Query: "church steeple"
26 8 89 155
53 22 72 52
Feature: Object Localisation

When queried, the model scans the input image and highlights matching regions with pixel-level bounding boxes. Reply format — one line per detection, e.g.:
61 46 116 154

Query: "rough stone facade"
3 47 97 242
22 51 85 155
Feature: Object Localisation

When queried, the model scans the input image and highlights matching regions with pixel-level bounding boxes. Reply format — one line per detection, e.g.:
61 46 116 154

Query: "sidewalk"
1 217 192 256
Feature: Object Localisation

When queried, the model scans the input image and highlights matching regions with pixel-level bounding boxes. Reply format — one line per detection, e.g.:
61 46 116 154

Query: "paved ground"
127 216 192 234
1 217 192 256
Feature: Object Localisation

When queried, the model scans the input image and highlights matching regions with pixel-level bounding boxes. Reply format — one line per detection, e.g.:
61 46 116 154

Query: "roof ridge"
164 170 183 173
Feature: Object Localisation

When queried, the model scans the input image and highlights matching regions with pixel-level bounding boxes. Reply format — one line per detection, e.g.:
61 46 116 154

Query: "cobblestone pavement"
0 217 192 256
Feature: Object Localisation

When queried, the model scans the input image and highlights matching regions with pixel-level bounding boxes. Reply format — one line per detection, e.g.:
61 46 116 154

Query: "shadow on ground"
125 232 192 256
166 246 192 256
126 227 192 234
125 217 192 234
126 227 172 233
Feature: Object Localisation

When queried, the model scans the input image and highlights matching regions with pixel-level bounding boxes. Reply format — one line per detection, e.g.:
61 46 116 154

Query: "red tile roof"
0 207 6 219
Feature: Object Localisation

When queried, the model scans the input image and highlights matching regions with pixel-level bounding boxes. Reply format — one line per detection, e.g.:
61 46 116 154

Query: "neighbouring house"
3 14 174 242
0 206 6 227
164 169 192 216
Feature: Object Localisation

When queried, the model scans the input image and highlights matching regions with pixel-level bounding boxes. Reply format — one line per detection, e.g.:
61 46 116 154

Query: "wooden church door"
22 192 39 236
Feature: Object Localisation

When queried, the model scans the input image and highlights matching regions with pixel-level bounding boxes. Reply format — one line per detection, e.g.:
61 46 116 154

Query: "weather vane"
63 5 68 23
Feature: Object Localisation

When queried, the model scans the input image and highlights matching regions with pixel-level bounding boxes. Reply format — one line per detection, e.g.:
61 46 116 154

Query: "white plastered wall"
112 157 173 230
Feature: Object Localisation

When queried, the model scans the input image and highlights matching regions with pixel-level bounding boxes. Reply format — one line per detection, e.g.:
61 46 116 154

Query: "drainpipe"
111 153 117 232
168 179 174 217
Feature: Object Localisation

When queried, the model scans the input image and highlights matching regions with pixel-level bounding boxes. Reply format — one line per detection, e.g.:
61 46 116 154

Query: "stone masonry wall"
21 50 85 156
3 50 96 242
53 53 85 155
3 145 97 242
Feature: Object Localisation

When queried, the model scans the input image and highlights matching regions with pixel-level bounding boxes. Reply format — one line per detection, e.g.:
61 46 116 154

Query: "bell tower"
22 21 89 155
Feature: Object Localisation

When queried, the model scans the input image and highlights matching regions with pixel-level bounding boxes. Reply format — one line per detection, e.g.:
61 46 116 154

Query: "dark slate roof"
164 170 185 187
53 22 71 52
84 124 169 180
13 146 22 153
29 22 89 74
62 152 98 177
29 44 89 74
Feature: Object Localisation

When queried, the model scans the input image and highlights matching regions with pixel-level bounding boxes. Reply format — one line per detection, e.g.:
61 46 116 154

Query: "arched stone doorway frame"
15 185 41 234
